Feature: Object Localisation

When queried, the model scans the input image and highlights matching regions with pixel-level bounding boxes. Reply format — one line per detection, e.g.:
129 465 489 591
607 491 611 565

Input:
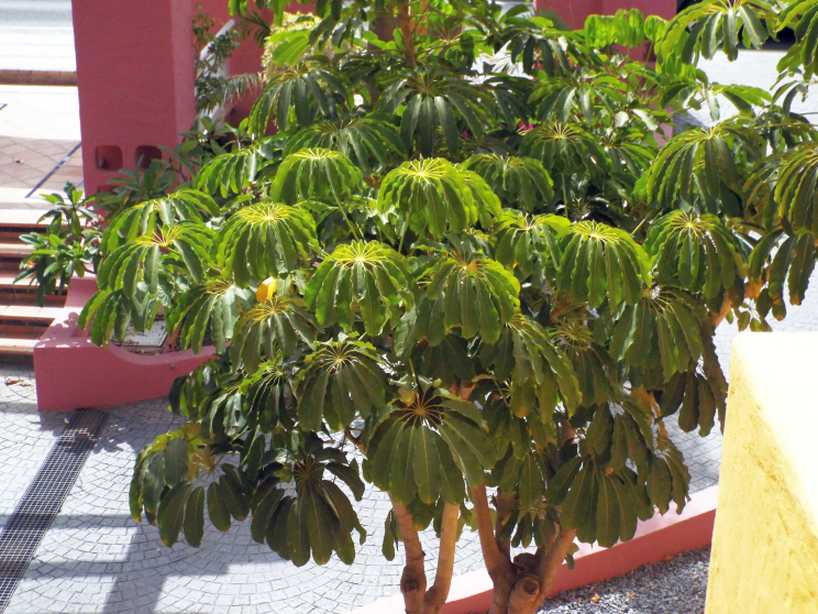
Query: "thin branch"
469 484 510 580
535 528 577 602
494 489 515 560
424 502 460 610
396 0 417 68
390 497 427 614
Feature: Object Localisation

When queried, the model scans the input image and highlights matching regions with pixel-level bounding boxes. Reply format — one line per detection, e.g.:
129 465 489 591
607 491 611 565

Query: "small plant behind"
82 1 818 612
17 183 101 304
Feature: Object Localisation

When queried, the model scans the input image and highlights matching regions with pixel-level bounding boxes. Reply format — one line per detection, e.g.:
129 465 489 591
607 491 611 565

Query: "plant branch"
396 0 417 68
469 484 510 580
494 489 515 560
535 528 577 602
424 502 460 611
391 497 427 614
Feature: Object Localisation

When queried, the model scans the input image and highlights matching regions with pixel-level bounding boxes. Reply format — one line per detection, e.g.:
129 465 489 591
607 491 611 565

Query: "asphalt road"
0 0 72 28
0 0 75 71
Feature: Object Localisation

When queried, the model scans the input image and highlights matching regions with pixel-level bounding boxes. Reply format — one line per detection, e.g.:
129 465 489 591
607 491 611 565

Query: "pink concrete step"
0 305 63 323
0 337 38 355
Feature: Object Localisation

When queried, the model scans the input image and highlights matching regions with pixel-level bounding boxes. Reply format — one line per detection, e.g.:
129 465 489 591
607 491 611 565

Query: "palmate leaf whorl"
424 255 520 343
660 0 774 63
295 338 387 432
285 116 404 173
195 142 278 198
557 221 649 309
217 201 317 285
271 148 364 204
103 189 218 252
249 65 346 135
610 287 707 386
168 279 253 354
480 313 582 422
645 210 743 304
493 210 564 282
379 71 498 155
305 241 412 336
773 143 818 233
644 121 761 211
230 296 317 372
749 227 817 311
364 388 494 504
520 122 608 188
463 154 555 211
377 158 497 238
779 0 818 77
98 222 213 298
247 455 367 566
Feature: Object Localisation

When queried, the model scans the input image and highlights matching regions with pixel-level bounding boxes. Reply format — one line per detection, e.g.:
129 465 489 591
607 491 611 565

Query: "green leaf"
217 202 317 284
183 487 205 547
272 148 364 204
296 338 386 431
377 158 487 238
158 484 189 547
305 241 411 336
163 438 188 486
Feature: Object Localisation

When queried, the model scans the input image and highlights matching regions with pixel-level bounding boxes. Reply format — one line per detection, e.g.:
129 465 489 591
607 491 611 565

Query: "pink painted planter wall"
34 278 214 411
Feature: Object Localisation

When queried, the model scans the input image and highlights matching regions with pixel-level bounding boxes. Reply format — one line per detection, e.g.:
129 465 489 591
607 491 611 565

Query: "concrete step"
0 304 63 323
0 242 33 259
0 336 38 355
0 273 36 289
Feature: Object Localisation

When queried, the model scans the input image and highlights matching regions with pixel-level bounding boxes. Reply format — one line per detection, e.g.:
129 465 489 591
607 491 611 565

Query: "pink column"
71 0 198 195
538 0 604 28
601 0 677 19
537 0 676 27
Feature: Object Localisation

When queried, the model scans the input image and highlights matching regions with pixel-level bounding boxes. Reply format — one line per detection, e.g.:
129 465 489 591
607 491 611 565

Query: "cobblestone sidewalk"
0 365 720 614
0 85 82 208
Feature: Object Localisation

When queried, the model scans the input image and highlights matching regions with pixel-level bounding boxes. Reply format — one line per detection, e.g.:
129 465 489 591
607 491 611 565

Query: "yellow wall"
706 333 818 613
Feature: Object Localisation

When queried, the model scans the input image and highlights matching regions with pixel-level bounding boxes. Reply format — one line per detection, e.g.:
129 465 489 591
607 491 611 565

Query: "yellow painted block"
706 333 818 613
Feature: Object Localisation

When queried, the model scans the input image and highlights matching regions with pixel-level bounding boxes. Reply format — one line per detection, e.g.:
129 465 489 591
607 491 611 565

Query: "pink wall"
71 0 198 195
71 1 314 195
538 0 676 28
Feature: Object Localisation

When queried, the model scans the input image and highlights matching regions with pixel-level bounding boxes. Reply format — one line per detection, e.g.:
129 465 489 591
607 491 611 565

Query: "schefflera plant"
81 1 818 613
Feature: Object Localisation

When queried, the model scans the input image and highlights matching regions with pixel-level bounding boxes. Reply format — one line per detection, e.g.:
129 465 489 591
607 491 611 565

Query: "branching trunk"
424 502 460 613
392 498 427 614
494 489 515 561
396 1 417 67
391 499 461 614
391 486 576 613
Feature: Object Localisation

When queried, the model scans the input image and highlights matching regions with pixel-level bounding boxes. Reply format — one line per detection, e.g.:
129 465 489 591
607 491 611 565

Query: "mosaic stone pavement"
0 359 723 614
0 390 485 614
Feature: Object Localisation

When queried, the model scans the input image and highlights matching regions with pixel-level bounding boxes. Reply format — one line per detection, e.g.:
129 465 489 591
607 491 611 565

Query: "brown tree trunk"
396 0 417 67
391 499 461 614
391 498 428 613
